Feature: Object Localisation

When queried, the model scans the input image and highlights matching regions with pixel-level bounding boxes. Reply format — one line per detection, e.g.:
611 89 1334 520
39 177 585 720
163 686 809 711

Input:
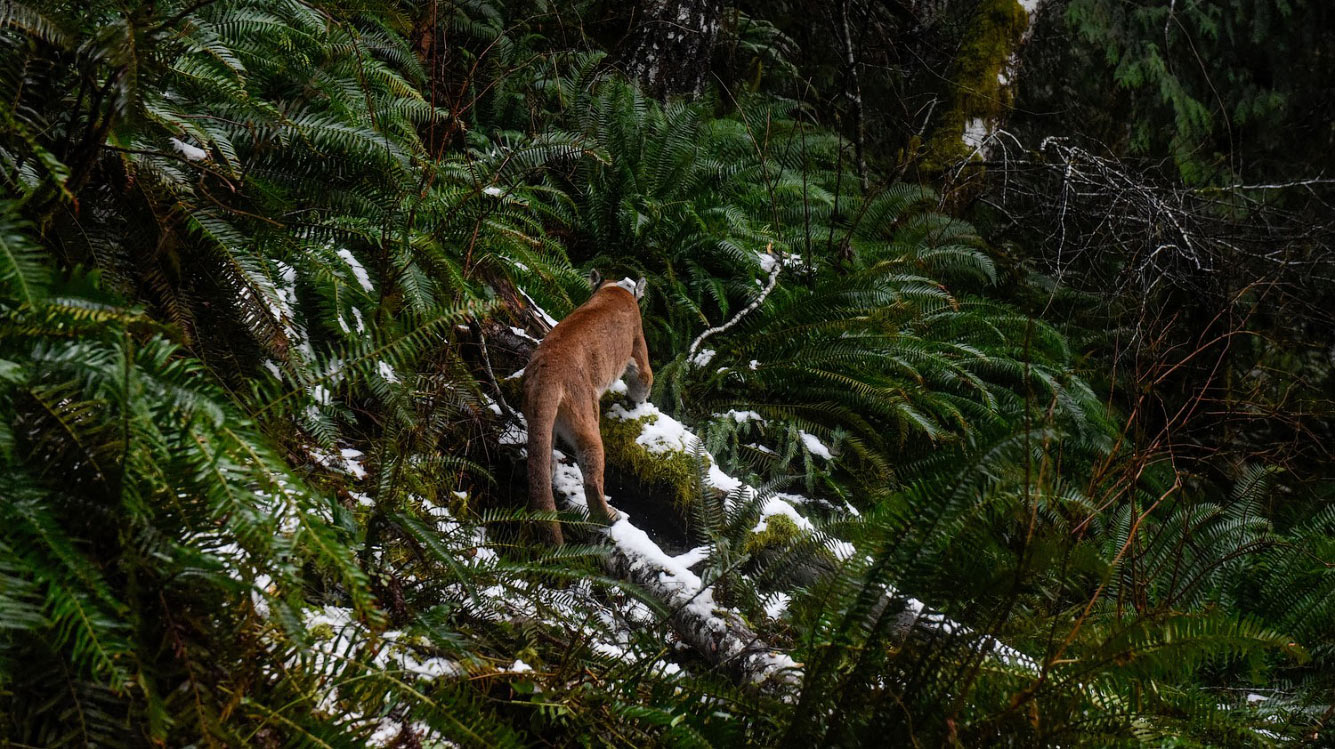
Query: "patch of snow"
340 448 367 479
551 449 589 510
755 251 778 274
707 463 745 496
483 185 504 197
799 431 833 460
508 659 533 673
962 117 990 150
368 722 402 747
673 546 711 568
778 251 808 271
170 137 208 161
376 360 398 383
605 402 699 455
592 641 627 660
718 409 765 424
605 518 716 624
825 538 856 561
351 307 365 333
336 248 375 293
763 592 791 620
499 414 528 446
262 360 282 380
752 496 815 534
312 446 372 482
689 348 716 367
509 325 540 343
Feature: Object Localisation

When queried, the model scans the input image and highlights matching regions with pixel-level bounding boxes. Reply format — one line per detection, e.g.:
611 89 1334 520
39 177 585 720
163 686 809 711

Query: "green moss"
921 0 1030 171
308 623 336 641
744 513 804 555
599 405 703 509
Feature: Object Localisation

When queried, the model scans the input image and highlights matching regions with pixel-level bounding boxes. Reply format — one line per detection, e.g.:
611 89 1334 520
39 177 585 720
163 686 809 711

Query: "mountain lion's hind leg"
569 402 617 525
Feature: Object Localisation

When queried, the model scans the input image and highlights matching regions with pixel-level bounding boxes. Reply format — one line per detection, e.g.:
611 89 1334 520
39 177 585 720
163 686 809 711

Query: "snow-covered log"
488 289 1037 689
602 520 801 689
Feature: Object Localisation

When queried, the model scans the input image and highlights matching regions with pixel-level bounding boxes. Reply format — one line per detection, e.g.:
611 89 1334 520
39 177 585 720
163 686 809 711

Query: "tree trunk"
622 0 723 100
839 0 868 188
922 0 1049 170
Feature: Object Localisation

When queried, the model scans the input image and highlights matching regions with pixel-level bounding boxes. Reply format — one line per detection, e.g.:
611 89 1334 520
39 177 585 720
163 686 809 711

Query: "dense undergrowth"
1 0 1331 746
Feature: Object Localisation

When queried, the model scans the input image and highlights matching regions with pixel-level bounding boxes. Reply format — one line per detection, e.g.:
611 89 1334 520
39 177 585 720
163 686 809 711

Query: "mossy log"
482 316 801 689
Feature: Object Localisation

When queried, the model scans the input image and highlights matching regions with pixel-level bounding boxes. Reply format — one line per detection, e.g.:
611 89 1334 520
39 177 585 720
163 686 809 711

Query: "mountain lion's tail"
524 389 563 545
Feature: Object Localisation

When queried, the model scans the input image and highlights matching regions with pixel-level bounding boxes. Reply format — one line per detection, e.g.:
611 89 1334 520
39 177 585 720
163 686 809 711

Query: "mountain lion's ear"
587 268 602 288
634 277 647 300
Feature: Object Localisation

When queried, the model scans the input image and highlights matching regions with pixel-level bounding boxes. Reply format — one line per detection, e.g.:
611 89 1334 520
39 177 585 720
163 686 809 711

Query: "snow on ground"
499 416 528 446
292 604 466 738
365 720 459 747
308 445 368 480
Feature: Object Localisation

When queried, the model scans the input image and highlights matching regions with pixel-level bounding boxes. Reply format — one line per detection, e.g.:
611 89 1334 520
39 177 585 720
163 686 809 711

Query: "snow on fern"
170 137 208 161
798 430 833 460
337 248 375 292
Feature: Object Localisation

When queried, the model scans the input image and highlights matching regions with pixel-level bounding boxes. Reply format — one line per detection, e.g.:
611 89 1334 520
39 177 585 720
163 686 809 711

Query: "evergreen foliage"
0 0 1330 745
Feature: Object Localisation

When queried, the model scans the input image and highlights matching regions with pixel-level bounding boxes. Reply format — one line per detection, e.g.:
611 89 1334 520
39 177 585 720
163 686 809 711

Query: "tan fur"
523 278 653 545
